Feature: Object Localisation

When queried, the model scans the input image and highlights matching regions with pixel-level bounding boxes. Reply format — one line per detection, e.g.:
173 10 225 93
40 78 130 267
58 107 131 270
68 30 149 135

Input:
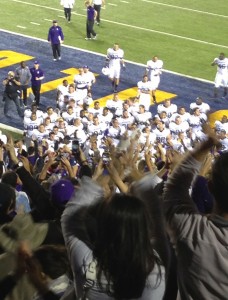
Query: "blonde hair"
85 0 92 5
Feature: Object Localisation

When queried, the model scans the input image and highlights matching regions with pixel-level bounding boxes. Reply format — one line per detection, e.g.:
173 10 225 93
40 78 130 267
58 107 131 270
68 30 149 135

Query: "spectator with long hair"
61 149 169 299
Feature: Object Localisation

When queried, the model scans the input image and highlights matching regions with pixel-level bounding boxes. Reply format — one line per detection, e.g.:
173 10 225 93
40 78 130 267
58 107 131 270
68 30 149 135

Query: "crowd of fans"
0 65 228 299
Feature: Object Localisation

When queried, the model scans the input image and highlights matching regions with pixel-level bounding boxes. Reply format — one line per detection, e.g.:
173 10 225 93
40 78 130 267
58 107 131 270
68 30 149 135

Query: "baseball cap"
83 65 89 68
53 20 58 23
34 60 39 64
51 179 75 206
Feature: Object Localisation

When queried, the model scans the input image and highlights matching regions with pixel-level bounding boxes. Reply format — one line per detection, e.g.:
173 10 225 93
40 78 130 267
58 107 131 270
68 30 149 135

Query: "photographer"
2 71 24 118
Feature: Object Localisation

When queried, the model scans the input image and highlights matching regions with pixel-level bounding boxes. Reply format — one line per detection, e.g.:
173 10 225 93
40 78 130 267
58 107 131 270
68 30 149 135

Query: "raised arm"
61 176 104 251
163 135 220 228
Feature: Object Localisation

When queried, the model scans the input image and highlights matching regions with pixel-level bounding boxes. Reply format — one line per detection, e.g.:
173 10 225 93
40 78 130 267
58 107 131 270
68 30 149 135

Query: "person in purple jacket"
30 61 44 107
85 1 97 40
47 20 64 61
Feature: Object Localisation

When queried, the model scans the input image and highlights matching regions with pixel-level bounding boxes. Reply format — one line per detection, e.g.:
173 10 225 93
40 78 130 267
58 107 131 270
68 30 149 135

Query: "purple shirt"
48 25 64 44
87 6 95 21
30 67 44 86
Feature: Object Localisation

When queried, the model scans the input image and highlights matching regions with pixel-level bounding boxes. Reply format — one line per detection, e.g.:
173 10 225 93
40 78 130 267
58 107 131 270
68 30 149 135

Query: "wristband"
13 161 23 170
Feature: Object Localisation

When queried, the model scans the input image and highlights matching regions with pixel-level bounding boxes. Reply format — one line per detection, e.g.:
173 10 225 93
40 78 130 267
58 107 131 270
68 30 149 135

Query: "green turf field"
0 0 228 80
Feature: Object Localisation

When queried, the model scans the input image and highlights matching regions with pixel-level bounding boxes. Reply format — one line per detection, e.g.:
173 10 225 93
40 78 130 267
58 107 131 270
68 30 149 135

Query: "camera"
72 140 80 156
102 151 110 164
55 154 62 162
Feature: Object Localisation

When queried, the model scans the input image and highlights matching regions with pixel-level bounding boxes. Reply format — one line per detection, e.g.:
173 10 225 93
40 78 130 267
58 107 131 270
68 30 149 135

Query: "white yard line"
108 3 117 6
30 22 40 25
120 1 129 3
16 25 26 29
104 18 228 49
10 0 228 49
142 0 228 19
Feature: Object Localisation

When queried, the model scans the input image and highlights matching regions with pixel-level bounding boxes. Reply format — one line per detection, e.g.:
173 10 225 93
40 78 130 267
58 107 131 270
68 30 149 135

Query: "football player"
145 55 163 104
211 53 228 98
106 43 125 92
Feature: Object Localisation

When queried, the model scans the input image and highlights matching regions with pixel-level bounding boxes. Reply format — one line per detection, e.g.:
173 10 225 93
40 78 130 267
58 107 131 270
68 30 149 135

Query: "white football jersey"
170 112 190 123
157 103 177 118
137 80 153 93
152 127 170 146
133 111 152 123
188 114 207 132
83 71 96 86
24 119 42 137
57 84 69 96
74 73 88 89
88 107 103 117
43 112 58 123
106 99 123 111
169 121 189 138
66 124 84 137
62 111 77 124
146 59 163 77
172 137 193 153
220 137 228 152
99 113 113 125
118 116 135 129
32 129 49 142
107 126 124 139
190 102 210 114
213 57 228 75
87 123 106 135
107 48 124 68
24 108 44 119
214 121 228 133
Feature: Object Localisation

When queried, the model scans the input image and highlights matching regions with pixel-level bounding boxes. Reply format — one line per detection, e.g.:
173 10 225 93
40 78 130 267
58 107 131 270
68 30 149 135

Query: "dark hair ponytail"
94 194 162 299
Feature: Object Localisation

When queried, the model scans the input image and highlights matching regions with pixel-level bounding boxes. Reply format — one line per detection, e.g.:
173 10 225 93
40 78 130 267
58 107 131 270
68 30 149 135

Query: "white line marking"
44 18 53 22
108 3 117 6
0 28 214 85
57 15 65 18
16 25 26 29
10 0 228 49
104 19 228 49
30 22 40 25
0 123 23 134
142 0 228 18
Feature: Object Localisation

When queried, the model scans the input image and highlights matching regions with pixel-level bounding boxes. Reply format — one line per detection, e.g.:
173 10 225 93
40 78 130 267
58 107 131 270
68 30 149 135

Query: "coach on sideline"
48 20 64 61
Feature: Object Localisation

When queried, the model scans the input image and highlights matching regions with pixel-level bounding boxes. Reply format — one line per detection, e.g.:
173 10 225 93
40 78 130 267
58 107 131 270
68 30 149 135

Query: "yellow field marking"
0 50 34 68
41 68 79 93
208 110 228 127
27 68 99 94
92 87 177 107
